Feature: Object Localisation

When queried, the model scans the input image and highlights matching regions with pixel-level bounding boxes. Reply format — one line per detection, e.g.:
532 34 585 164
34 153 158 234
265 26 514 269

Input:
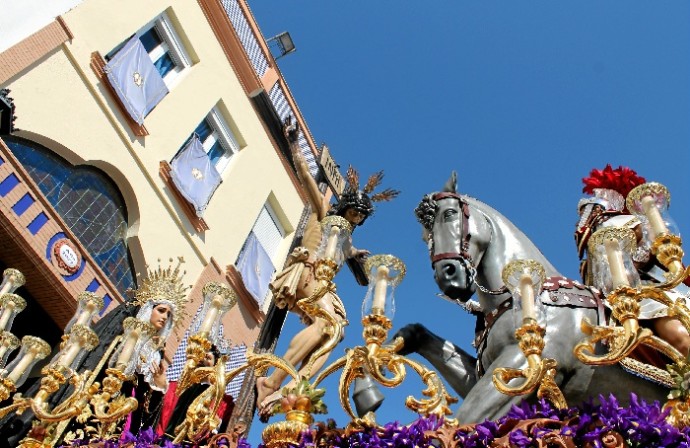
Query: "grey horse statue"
394 172 667 423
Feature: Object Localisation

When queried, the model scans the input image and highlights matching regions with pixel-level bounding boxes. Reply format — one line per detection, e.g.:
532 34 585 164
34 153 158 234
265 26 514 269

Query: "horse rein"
430 192 472 264
430 192 507 297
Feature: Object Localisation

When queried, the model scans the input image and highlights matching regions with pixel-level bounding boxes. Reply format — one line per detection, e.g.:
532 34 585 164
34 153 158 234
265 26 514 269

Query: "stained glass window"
4 137 137 295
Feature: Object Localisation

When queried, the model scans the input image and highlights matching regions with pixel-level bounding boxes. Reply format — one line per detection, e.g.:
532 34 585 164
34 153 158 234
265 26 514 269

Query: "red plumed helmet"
582 164 646 199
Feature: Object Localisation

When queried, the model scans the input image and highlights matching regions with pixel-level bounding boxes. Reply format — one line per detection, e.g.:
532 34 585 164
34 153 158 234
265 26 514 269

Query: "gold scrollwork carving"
493 319 567 410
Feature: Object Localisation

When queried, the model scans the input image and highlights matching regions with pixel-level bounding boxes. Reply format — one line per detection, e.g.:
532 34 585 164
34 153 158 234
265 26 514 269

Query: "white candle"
75 302 97 327
57 341 82 368
0 302 16 332
604 238 629 288
641 196 668 239
324 226 341 260
519 274 536 321
8 351 36 383
116 329 140 368
198 296 223 335
371 266 389 314
0 346 9 363
0 274 16 296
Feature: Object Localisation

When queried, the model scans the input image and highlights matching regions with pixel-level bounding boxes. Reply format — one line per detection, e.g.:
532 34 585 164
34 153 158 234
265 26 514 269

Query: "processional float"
0 262 242 447
175 215 456 447
490 181 690 425
1 180 689 447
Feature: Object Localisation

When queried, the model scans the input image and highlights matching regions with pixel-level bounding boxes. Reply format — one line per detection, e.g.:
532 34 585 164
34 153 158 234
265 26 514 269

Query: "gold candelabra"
173 282 239 444
572 182 690 425
573 227 659 365
177 282 237 394
0 336 52 406
89 317 156 436
254 254 456 448
0 331 20 369
0 326 99 447
492 259 568 409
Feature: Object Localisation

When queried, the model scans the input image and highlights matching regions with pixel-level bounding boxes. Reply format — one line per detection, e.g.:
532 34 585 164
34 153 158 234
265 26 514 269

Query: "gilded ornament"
67 325 100 351
650 234 685 275
0 331 20 350
2 269 25 289
319 215 353 237
626 182 670 215
75 292 105 314
0 376 16 401
361 314 392 346
21 336 51 358
201 282 238 309
364 254 406 286
0 293 27 313
492 317 567 410
587 226 637 257
261 410 313 448
120 317 157 339
501 259 546 292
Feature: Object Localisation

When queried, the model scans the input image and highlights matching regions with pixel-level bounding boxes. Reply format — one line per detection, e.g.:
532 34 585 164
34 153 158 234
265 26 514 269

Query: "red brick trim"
164 258 227 361
196 0 263 96
90 51 149 137
159 161 210 233
55 16 74 41
235 0 320 161
0 18 73 85
226 265 264 324
0 138 124 327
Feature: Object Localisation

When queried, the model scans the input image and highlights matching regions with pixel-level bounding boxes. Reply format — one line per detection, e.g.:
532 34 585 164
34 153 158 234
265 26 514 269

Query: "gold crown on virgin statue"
129 256 191 327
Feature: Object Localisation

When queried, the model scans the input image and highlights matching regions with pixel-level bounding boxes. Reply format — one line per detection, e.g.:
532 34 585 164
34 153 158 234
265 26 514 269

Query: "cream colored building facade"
0 0 334 421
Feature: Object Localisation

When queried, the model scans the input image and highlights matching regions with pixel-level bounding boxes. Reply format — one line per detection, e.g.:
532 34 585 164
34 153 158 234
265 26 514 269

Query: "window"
253 204 286 259
5 137 137 296
190 108 239 174
236 203 285 306
100 12 191 127
137 13 191 87
166 108 236 221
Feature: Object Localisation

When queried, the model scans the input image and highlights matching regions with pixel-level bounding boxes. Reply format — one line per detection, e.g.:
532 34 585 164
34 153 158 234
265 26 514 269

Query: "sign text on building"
318 144 344 198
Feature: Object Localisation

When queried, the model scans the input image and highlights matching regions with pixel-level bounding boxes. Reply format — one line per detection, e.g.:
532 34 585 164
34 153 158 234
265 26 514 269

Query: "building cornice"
0 17 72 86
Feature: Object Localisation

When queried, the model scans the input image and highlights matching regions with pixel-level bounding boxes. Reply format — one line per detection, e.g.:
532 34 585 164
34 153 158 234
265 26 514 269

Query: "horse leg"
394 323 477 399
456 347 530 423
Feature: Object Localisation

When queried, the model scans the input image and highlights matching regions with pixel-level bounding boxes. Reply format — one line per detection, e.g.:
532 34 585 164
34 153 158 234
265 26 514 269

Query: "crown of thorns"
329 166 399 221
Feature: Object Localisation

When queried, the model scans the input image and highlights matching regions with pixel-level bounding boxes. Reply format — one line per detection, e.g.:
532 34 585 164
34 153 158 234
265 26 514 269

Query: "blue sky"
247 2 690 443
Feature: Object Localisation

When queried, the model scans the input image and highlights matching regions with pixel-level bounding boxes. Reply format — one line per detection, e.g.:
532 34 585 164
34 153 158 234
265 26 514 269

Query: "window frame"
196 108 240 175
253 202 286 260
138 12 191 88
236 202 285 306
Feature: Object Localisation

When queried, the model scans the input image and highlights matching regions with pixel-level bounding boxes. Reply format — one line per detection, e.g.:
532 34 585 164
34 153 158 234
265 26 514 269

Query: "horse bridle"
430 192 473 265
429 192 507 296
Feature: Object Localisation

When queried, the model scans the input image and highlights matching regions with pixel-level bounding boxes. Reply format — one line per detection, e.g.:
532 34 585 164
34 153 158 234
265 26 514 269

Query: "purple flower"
508 429 532 447
136 426 156 445
120 430 137 444
59 395 690 448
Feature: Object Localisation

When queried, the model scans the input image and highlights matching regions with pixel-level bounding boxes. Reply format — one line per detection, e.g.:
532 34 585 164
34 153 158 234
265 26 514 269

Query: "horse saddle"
474 276 673 388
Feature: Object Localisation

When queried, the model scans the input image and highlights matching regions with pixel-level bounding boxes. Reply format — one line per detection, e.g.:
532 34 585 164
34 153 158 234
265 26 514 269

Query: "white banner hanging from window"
237 231 275 306
105 35 169 125
170 134 222 217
